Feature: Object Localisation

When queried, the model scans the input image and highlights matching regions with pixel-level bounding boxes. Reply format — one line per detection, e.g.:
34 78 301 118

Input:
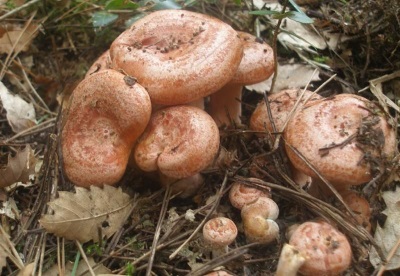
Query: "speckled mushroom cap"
231 31 274 84
250 89 322 133
284 94 396 188
62 69 151 187
134 105 220 179
110 10 243 105
289 220 352 275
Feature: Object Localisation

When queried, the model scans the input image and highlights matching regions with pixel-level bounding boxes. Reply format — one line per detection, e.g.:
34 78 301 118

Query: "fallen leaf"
0 81 37 133
369 186 400 270
43 257 111 276
40 185 134 243
0 23 39 54
0 197 21 220
245 62 320 93
0 145 37 188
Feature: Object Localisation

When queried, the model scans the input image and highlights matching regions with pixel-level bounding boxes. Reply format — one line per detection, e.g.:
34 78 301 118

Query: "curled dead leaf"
0 81 37 133
40 185 135 243
0 145 37 188
0 22 39 54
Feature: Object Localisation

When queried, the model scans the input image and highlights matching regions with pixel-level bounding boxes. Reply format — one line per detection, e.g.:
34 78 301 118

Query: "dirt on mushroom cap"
110 9 243 105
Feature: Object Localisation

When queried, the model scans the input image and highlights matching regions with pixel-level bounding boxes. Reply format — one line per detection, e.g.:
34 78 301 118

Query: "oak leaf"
40 185 134 243
0 145 37 188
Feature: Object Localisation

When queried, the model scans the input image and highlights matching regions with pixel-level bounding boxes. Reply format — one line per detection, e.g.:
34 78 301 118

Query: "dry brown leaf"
43 257 111 276
369 186 400 270
0 23 39 54
0 145 37 188
40 185 134 243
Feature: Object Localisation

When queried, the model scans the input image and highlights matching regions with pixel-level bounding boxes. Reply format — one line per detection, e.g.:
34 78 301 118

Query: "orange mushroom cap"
62 69 151 187
134 105 220 179
284 94 396 188
289 220 352 275
110 9 243 105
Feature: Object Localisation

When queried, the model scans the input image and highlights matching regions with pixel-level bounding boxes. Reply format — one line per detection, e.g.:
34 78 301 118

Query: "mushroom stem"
209 83 243 127
276 243 307 276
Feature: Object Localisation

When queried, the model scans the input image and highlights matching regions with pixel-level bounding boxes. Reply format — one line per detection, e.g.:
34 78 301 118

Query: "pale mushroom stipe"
62 70 151 187
110 9 243 105
209 31 274 126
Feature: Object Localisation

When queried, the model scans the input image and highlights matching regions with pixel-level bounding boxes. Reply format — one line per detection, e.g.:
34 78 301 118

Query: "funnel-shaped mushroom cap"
284 94 396 188
134 105 220 178
110 9 243 105
62 70 151 187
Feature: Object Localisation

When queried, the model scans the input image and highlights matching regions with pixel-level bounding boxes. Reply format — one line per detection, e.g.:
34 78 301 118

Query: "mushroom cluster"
229 181 280 244
62 9 275 191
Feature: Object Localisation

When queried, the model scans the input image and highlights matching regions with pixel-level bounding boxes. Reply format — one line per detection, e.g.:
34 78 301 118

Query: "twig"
376 236 400 276
0 0 41 21
169 172 229 259
75 241 96 276
145 185 172 276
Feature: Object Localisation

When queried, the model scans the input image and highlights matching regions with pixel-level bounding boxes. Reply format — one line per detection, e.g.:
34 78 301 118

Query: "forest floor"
1 0 400 275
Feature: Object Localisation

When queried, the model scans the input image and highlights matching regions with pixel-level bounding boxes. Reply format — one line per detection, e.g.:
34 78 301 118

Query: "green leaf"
249 10 281 16
105 0 139 10
285 11 314 24
92 11 119 28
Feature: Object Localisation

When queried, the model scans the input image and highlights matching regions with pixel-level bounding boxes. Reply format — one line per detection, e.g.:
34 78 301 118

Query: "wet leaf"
40 185 134 243
0 145 37 188
369 186 400 270
105 0 139 10
0 81 37 133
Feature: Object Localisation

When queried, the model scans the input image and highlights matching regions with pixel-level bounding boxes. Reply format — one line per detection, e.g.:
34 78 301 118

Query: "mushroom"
276 243 307 276
341 190 371 232
134 105 220 179
241 196 280 244
288 220 352 275
202 217 238 257
159 173 204 199
62 69 151 187
209 31 274 127
284 93 396 189
85 50 111 77
110 9 243 105
250 88 322 135
229 181 271 210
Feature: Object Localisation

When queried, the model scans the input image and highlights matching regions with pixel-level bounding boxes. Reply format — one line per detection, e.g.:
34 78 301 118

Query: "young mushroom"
288 220 352 275
341 190 371 232
62 69 151 187
284 93 396 189
110 9 243 105
203 217 238 257
229 181 271 210
134 105 220 179
241 196 280 244
209 32 274 127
